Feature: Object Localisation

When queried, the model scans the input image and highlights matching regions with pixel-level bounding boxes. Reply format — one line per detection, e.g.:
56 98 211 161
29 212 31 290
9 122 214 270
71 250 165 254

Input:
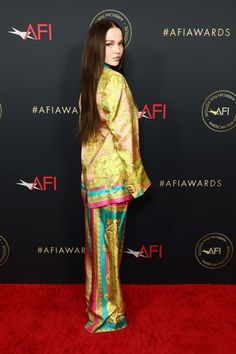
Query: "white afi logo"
202 247 222 255
209 107 230 116
8 27 35 40
125 248 147 258
16 179 41 190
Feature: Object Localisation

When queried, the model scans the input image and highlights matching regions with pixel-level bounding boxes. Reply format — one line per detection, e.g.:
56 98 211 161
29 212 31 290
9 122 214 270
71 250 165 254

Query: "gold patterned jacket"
79 64 152 208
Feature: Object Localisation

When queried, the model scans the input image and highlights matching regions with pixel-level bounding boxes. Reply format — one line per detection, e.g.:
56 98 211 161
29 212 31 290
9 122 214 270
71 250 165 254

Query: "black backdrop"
0 0 235 283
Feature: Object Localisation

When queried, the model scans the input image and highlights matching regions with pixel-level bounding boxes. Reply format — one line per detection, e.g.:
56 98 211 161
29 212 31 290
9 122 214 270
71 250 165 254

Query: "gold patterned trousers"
83 200 129 333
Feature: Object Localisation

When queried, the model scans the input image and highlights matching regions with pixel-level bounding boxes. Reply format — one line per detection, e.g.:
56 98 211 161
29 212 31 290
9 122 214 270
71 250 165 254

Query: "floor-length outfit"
79 63 152 333
83 199 129 333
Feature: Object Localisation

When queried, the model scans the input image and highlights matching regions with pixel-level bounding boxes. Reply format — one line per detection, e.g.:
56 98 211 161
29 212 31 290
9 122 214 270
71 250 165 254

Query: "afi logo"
209 107 229 116
125 244 163 258
202 247 221 255
138 244 163 258
17 176 57 191
32 176 57 191
139 104 166 119
8 24 52 40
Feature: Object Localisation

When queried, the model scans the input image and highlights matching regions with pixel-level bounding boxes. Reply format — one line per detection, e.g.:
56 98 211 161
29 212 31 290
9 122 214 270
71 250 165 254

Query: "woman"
78 19 152 333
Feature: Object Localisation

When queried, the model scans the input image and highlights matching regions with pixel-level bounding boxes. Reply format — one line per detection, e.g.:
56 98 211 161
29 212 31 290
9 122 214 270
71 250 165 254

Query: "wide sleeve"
101 74 141 191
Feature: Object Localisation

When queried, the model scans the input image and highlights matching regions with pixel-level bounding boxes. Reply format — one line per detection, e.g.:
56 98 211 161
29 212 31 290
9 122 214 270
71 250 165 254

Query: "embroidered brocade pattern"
80 68 151 207
84 202 128 333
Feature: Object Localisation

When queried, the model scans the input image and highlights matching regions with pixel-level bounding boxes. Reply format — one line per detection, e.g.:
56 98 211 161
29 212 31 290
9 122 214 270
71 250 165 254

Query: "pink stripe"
90 209 97 316
88 195 133 209
87 185 106 191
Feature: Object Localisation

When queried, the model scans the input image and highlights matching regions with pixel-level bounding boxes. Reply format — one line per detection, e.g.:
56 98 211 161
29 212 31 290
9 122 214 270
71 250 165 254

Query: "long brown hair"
77 19 125 145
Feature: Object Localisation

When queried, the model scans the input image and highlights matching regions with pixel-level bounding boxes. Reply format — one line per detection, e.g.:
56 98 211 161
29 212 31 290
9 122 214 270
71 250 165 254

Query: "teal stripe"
88 185 126 197
104 209 126 219
135 190 143 197
98 315 127 332
102 208 127 268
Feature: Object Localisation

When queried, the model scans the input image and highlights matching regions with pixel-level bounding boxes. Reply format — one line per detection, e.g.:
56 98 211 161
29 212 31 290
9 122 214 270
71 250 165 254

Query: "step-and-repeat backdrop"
0 1 235 283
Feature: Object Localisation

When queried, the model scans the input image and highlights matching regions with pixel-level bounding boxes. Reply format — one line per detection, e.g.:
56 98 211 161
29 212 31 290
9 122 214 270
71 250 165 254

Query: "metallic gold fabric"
84 200 129 333
79 66 152 208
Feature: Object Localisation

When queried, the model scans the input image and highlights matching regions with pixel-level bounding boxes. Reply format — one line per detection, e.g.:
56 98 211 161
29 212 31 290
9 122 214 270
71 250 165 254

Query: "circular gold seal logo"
0 235 10 266
202 90 236 132
90 9 132 48
195 232 233 269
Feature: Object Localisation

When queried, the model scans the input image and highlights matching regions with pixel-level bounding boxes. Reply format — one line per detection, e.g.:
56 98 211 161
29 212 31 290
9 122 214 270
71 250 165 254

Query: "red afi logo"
25 24 52 40
139 104 166 119
32 176 57 191
138 244 163 258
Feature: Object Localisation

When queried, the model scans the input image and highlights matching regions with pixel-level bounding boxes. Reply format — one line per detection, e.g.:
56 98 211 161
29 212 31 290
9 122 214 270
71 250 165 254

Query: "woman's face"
105 27 124 67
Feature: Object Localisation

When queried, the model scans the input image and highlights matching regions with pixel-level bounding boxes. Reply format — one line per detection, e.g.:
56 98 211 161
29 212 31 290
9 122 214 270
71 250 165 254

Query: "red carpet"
0 284 235 354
